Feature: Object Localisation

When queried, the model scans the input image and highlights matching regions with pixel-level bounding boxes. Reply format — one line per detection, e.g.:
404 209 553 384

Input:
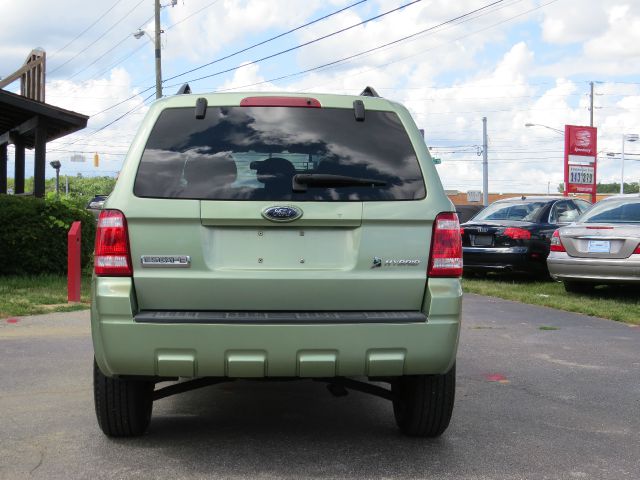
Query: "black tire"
93 359 154 437
392 364 455 438
563 281 595 294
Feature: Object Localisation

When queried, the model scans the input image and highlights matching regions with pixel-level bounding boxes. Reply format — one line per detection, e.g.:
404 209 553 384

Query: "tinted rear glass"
134 106 425 201
580 199 640 224
473 201 547 222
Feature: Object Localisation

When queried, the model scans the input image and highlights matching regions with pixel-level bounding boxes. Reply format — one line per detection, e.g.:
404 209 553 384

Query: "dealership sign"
564 125 597 201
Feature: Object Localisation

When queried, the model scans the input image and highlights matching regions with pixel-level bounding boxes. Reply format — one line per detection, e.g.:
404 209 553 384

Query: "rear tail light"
550 229 566 252
503 227 531 240
634 243 640 254
94 210 132 276
428 212 463 278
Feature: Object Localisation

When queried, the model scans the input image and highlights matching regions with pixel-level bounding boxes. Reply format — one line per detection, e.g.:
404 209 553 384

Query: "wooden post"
68 221 82 303
34 119 46 198
14 136 25 194
0 143 7 194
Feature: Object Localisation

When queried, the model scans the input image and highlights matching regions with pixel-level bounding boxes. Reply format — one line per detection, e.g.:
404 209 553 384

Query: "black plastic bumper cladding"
134 311 427 324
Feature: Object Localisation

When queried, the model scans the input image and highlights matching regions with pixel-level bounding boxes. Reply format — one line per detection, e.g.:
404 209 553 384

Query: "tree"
6 175 117 204
559 182 639 194
596 182 639 194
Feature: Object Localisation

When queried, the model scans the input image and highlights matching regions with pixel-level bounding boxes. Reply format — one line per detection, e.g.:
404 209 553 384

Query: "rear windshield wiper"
292 174 386 192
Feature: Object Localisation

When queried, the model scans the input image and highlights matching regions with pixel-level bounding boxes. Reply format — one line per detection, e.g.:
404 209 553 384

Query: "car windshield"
579 199 640 224
472 201 547 222
134 106 425 201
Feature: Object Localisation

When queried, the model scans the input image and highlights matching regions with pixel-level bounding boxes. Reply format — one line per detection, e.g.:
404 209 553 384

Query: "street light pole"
49 160 61 196
482 117 488 207
135 0 176 99
621 133 639 194
524 123 564 135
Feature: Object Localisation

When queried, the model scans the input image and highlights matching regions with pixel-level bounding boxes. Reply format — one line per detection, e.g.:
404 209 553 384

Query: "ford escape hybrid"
91 86 463 438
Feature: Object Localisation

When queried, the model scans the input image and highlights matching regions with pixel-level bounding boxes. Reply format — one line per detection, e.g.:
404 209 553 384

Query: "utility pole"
621 135 625 194
154 0 163 99
482 117 488 207
589 81 594 127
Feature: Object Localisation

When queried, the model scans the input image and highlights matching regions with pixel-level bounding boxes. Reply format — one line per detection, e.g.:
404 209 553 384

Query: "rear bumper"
462 246 543 273
91 277 462 379
547 252 640 283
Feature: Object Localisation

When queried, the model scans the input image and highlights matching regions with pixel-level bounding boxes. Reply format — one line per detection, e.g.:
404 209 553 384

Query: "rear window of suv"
133 106 425 201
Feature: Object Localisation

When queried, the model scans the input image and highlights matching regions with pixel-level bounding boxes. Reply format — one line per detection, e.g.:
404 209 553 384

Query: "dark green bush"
0 195 96 275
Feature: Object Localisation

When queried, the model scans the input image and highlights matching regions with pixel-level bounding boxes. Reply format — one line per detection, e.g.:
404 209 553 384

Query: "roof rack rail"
360 86 380 97
176 83 191 95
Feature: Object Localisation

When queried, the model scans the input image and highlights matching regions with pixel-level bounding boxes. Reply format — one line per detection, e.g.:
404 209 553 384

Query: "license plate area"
588 240 610 253
471 234 493 247
205 227 358 270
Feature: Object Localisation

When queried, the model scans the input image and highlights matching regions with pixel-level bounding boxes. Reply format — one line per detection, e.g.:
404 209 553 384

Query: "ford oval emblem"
262 205 303 222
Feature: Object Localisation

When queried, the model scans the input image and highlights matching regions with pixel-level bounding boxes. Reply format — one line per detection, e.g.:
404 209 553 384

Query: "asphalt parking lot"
1 294 639 480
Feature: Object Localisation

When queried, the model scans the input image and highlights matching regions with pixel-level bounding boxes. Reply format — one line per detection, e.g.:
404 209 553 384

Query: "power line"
83 91 156 140
89 86 156 117
67 15 154 81
48 0 126 59
299 0 526 91
49 1 224 88
60 0 582 154
165 0 222 30
163 0 369 83
208 0 508 93
79 0 368 120
300 0 557 93
166 0 420 87
49 0 146 75
66 0 507 149
56 91 156 150
86 43 148 81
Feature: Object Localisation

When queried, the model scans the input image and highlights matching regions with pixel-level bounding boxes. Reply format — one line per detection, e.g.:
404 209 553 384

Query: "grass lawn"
1 273 638 326
463 275 640 325
0 275 92 318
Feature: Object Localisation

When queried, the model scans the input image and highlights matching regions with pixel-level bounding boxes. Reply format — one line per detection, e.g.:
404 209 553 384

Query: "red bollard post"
68 221 82 303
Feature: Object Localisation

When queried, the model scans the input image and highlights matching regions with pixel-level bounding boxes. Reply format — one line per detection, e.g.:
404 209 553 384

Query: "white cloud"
541 1 608 44
4 0 640 189
0 1 151 79
217 62 280 92
43 68 150 177
163 0 332 63
584 5 640 60
538 1 640 77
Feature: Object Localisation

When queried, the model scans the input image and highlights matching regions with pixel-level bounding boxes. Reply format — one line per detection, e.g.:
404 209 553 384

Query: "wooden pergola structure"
0 50 88 197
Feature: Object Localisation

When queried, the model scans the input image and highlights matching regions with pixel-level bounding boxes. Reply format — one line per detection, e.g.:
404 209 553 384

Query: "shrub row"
0 195 96 275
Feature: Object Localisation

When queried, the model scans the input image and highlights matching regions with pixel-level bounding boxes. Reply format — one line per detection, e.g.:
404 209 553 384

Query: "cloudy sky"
2 0 640 193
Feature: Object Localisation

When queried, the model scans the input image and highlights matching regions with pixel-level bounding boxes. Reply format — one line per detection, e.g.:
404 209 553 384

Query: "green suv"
91 87 463 438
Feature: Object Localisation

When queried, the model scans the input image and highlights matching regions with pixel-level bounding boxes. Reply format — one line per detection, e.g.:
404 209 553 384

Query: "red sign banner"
564 125 597 202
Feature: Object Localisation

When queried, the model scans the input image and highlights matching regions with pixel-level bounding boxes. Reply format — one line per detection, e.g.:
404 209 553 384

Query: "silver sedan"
547 194 640 293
